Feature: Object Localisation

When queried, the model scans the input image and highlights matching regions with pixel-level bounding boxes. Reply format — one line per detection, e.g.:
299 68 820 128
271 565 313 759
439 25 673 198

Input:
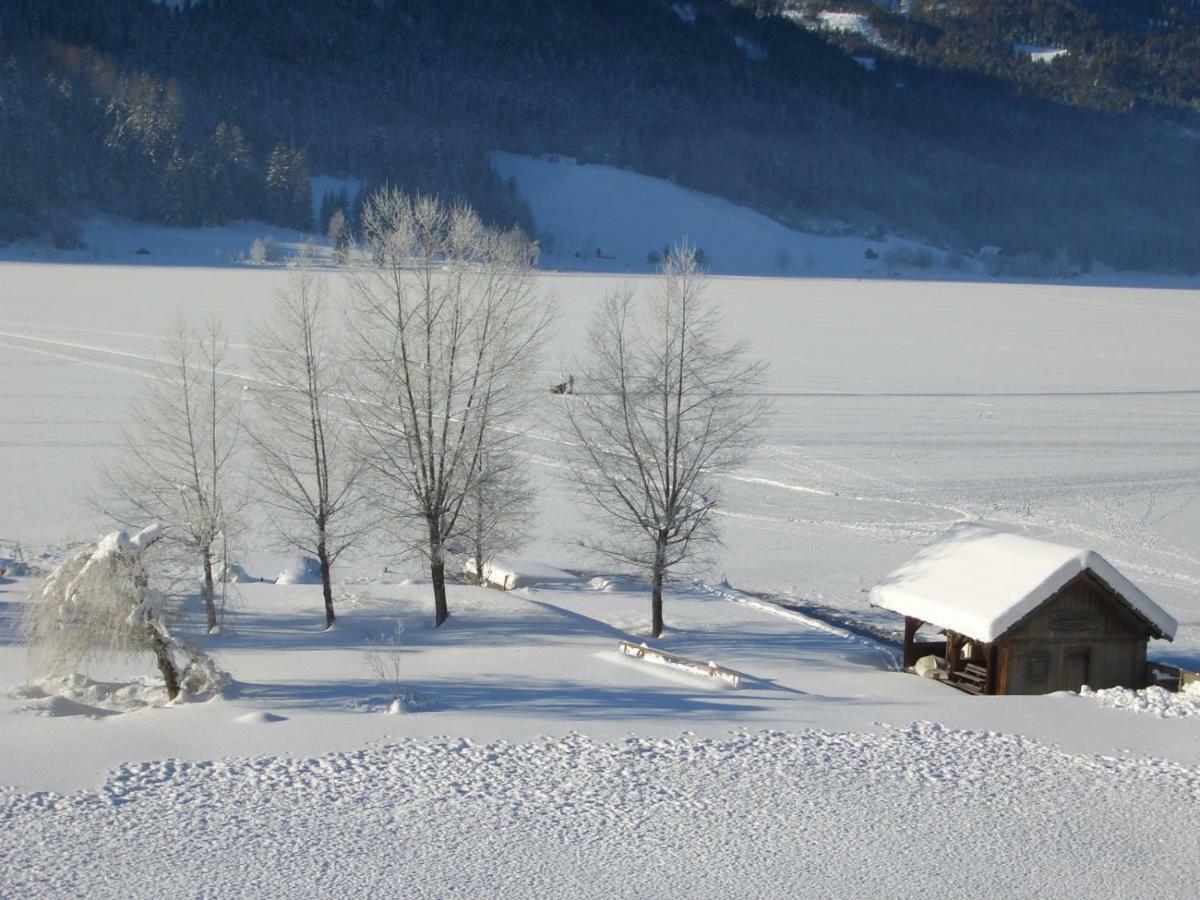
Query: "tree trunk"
472 532 485 586
201 546 218 633
318 537 335 629
429 519 449 627
650 531 667 638
149 627 181 701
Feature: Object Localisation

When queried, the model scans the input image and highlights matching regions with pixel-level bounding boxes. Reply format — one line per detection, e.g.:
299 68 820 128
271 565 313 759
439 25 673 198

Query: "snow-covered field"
2 261 1200 895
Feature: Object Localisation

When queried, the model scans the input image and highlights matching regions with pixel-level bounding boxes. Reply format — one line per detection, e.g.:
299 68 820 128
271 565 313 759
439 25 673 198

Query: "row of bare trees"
90 190 765 655
94 190 552 635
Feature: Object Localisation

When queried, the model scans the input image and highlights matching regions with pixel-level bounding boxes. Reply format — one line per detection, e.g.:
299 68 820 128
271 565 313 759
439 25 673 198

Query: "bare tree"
248 262 368 628
98 316 242 633
345 190 555 626
24 524 224 701
563 245 768 637
459 446 536 585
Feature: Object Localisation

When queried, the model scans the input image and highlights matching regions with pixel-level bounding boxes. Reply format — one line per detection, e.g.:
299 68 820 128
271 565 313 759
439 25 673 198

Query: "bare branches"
563 244 769 636
247 260 370 628
459 446 536 585
97 315 244 632
345 189 555 626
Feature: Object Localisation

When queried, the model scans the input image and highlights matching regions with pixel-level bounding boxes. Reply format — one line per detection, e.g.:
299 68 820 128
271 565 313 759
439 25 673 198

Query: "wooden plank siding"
995 569 1152 694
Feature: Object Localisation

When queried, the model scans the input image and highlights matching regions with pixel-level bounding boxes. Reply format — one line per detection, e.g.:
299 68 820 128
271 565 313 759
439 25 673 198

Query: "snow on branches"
24 525 225 703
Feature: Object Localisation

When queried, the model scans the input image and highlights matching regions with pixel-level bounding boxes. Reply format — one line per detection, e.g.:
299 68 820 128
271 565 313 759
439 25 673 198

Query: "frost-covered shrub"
249 236 278 264
23 525 225 702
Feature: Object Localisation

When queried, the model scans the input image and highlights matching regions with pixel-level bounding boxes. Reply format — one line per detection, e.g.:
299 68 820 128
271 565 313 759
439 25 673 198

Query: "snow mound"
385 691 439 715
469 556 581 590
220 563 255 583
233 711 288 725
587 575 645 592
42 696 120 719
276 555 323 585
1078 683 1200 718
16 673 168 715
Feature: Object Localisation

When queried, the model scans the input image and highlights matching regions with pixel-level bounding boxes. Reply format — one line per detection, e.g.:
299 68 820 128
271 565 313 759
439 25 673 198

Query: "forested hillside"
1 0 1198 271
771 1 1200 114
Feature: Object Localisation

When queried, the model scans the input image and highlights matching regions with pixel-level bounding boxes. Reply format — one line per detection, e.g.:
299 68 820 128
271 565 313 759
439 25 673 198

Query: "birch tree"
563 245 768 637
98 316 241 633
345 190 554 626
248 262 367 629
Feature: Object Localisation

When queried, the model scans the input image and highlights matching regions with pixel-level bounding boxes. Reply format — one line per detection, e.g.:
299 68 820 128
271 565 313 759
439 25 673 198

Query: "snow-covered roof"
870 523 1177 643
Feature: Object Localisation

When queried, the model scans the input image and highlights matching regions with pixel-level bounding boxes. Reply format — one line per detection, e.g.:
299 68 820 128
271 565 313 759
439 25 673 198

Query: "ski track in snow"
6 323 1200 643
1 725 1198 899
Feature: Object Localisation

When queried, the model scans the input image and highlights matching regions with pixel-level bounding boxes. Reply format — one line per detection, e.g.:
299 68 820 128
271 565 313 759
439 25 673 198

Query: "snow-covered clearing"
2 259 1200 894
1015 43 1069 63
490 151 938 276
784 10 905 56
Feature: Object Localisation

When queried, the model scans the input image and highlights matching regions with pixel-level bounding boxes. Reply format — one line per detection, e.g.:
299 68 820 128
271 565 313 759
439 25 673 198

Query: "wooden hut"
870 524 1177 695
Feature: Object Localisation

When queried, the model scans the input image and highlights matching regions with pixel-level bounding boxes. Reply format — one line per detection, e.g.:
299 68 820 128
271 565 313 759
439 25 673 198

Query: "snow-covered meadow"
2 259 1200 895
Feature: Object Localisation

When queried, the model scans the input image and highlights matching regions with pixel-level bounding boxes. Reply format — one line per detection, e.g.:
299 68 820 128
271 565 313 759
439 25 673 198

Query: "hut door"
1065 648 1091 690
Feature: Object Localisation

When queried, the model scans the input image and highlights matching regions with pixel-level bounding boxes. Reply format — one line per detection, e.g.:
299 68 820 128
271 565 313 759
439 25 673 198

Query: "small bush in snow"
363 625 406 707
249 236 278 264
23 525 225 702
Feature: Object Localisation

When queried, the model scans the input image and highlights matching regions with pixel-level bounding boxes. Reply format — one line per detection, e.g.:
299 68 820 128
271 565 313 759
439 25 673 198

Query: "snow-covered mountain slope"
490 152 937 277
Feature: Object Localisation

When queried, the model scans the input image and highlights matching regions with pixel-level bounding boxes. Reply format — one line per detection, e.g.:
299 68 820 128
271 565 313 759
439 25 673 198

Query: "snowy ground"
1 580 1199 896
2 261 1200 894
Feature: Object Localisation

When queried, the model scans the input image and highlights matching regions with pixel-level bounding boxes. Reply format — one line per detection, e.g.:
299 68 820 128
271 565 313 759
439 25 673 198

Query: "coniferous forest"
1 0 1198 271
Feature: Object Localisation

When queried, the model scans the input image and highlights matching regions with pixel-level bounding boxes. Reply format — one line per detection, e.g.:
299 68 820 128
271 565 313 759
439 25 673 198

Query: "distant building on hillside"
870 524 1176 695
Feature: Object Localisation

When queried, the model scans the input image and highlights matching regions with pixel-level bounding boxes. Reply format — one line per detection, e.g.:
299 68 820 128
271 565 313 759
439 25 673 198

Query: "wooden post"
903 616 921 668
985 643 999 695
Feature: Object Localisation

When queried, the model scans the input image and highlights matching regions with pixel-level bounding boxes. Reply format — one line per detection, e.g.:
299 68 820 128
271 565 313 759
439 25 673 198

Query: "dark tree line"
1 0 1198 271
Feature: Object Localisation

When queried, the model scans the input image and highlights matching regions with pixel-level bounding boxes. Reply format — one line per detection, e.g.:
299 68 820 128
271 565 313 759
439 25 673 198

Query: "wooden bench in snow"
618 641 741 688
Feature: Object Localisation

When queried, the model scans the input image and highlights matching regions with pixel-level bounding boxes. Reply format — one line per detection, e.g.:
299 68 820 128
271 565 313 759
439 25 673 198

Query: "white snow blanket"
870 523 1177 643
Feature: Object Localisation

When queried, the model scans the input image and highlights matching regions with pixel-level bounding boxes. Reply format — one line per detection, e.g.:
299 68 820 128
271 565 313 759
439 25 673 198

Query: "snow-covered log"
618 640 741 687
